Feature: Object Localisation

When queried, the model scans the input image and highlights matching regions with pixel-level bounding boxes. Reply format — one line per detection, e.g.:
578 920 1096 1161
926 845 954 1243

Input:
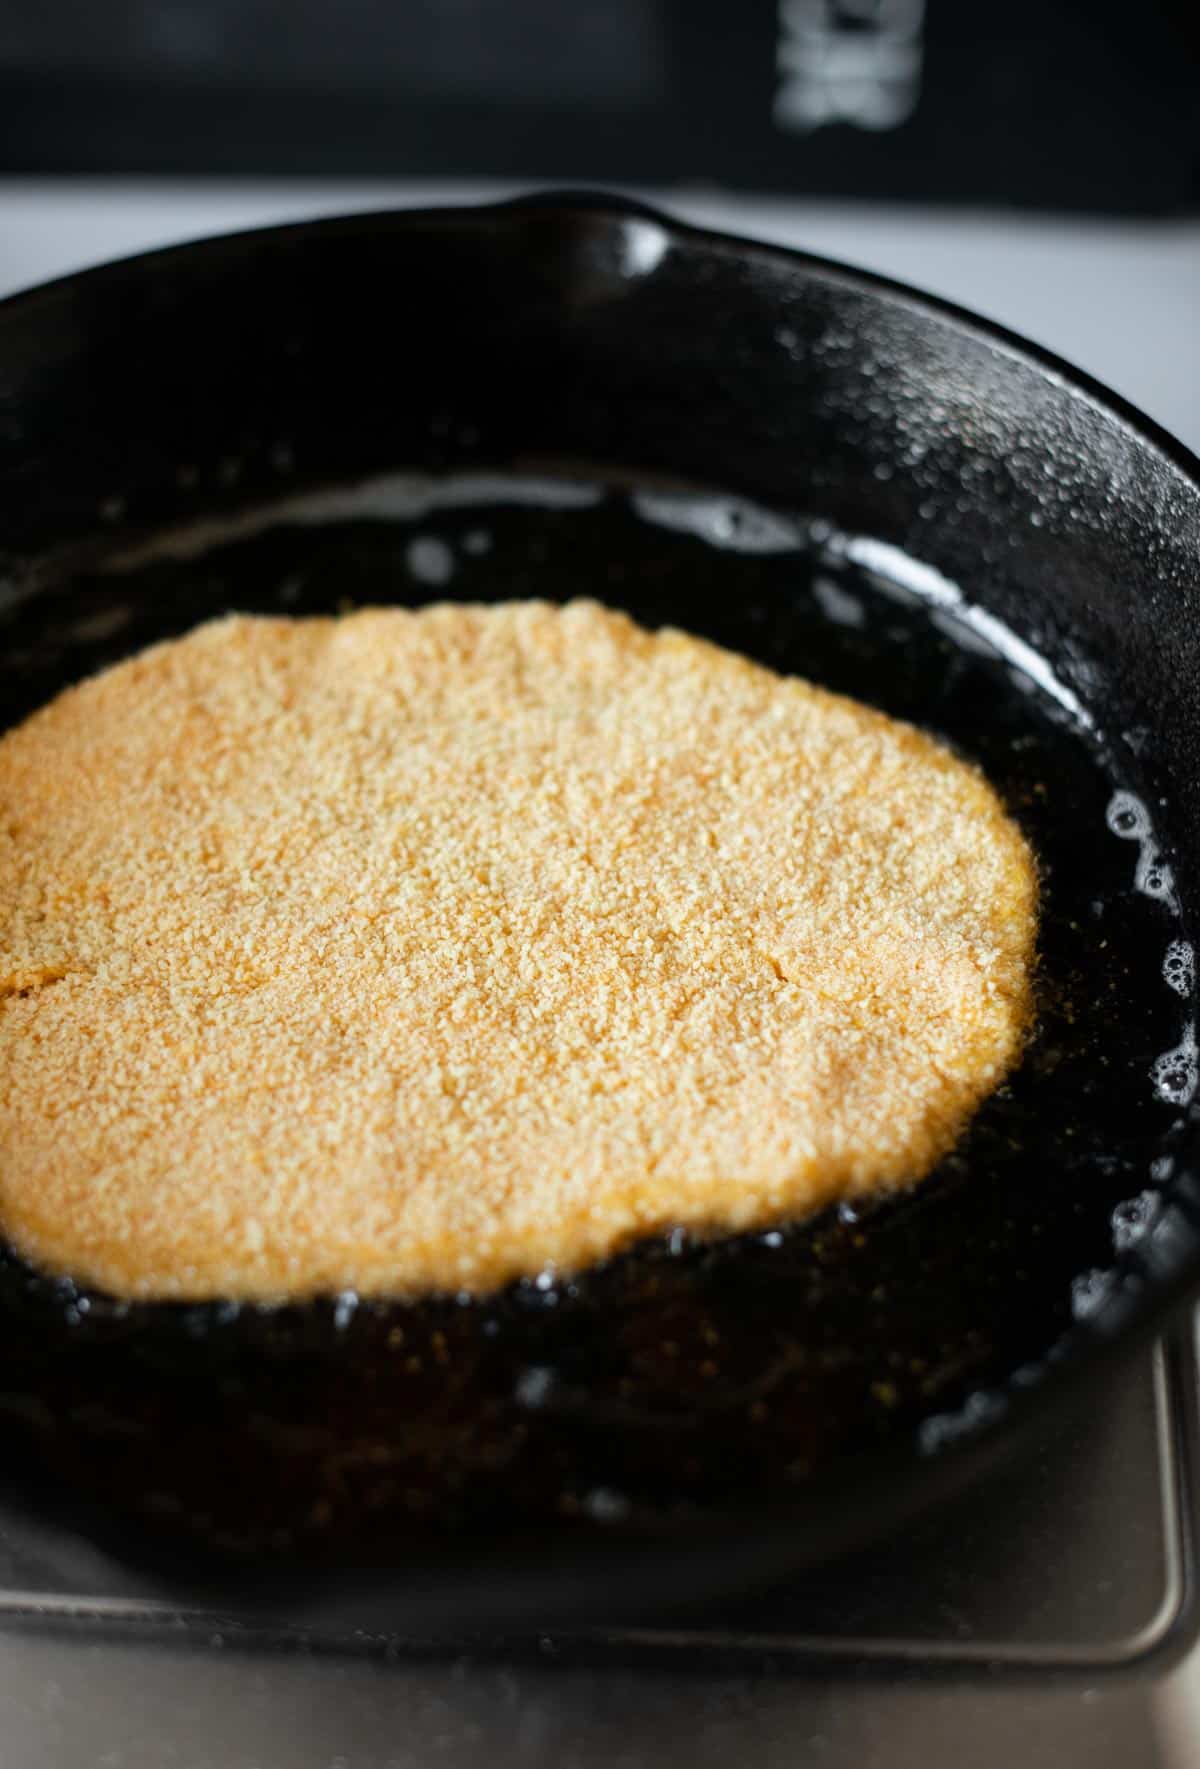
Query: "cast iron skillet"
0 194 1198 1633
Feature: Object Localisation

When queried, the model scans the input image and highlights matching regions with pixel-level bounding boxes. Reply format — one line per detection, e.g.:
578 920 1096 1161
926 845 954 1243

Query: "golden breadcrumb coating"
0 600 1036 1301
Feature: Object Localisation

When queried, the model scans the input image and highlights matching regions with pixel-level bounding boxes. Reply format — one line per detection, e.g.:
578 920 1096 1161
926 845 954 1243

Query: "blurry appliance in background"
1 0 1197 211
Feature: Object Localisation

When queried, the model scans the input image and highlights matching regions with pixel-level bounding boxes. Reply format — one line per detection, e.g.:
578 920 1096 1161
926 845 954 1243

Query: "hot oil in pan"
0 475 1191 1554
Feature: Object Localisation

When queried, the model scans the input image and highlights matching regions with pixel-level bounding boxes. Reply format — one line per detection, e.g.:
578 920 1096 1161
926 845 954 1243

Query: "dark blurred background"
1 0 1197 211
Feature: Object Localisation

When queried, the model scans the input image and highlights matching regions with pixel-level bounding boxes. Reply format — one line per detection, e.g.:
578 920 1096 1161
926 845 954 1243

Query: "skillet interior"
0 199 1197 1622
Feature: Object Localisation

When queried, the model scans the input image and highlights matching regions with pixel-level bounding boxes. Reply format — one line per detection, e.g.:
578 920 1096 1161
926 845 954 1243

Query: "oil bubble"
1151 1026 1198 1107
1070 1267 1118 1321
1106 791 1179 911
515 1366 556 1409
1106 790 1149 841
1110 1190 1161 1252
406 535 455 587
1163 941 1194 997
333 1290 359 1330
582 1487 630 1522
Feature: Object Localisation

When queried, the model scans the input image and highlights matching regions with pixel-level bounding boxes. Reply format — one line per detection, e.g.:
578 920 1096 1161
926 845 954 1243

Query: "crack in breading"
0 964 70 999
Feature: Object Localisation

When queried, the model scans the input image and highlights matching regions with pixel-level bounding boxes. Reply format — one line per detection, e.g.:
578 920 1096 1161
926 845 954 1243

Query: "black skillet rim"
0 192 1199 1627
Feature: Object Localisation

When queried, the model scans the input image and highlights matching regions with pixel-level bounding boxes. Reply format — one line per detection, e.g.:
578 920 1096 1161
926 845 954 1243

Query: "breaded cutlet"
0 599 1037 1300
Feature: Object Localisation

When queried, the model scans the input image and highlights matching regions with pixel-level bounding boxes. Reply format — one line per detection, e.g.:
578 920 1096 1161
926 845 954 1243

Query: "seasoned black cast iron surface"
0 202 1195 1609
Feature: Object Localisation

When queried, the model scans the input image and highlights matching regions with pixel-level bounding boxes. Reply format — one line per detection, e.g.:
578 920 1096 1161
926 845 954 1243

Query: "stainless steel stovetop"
0 1332 1190 1767
0 182 1197 1769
